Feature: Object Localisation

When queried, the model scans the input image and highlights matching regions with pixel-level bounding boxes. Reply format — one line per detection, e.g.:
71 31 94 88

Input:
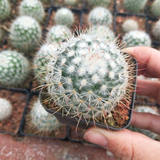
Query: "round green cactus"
46 25 72 43
123 0 147 13
122 30 151 47
0 50 30 86
88 0 111 7
19 0 45 22
30 99 61 132
0 0 10 21
10 16 42 52
0 98 12 121
122 19 139 33
88 7 113 27
152 20 160 41
64 0 76 5
55 8 74 27
151 0 160 18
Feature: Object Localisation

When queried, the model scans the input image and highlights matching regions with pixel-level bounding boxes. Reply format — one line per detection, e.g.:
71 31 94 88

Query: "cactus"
88 7 113 27
152 20 160 41
0 0 10 21
151 0 160 18
0 50 30 87
55 8 74 27
0 98 12 121
123 0 147 13
122 19 139 33
64 0 76 5
122 30 151 47
19 0 45 22
29 99 61 132
10 16 42 52
38 26 136 125
46 25 72 43
88 0 111 7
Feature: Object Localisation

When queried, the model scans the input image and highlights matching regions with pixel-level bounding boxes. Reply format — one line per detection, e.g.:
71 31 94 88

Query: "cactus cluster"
0 98 12 121
0 50 30 87
122 19 139 33
122 30 151 47
88 7 113 27
88 0 111 7
55 8 74 27
10 16 42 52
152 20 160 41
151 0 160 18
19 0 45 22
0 0 10 21
46 25 72 43
64 0 76 5
123 0 147 13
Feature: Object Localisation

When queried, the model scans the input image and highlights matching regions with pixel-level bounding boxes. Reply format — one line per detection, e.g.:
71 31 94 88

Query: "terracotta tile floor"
0 134 117 160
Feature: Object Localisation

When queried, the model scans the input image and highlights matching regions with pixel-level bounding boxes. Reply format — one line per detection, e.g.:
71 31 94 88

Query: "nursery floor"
0 134 116 160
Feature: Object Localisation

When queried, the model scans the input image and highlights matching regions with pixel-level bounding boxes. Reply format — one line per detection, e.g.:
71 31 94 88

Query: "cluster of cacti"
0 0 10 21
122 30 151 47
88 7 113 27
46 25 72 43
88 0 111 7
152 20 160 41
122 19 139 33
39 27 135 123
0 50 30 86
19 0 45 22
151 0 160 18
64 0 76 5
0 98 12 121
29 99 61 132
123 0 147 13
10 16 42 52
55 8 74 27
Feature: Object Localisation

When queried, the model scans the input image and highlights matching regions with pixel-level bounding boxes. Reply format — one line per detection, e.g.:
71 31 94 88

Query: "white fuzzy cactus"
55 8 74 27
64 0 76 5
10 16 42 52
0 50 30 86
19 0 45 22
30 99 61 132
122 30 151 47
88 0 111 7
0 98 12 121
123 0 147 13
0 0 10 21
46 25 72 43
122 19 139 33
151 0 160 18
152 20 160 41
88 7 113 27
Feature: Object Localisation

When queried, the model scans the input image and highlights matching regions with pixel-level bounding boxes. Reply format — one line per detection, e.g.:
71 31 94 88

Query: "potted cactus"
37 26 137 130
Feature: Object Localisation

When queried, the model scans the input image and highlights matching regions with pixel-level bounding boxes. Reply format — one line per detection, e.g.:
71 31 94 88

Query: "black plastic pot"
39 56 138 130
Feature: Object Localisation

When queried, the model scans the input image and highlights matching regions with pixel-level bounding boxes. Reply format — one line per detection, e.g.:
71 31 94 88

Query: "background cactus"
122 19 139 33
55 8 74 27
19 0 45 22
152 20 160 41
46 25 72 43
122 30 151 47
64 0 76 5
88 0 111 7
88 7 113 27
0 0 10 21
0 50 30 86
123 0 147 13
0 98 12 121
151 0 160 18
10 16 42 52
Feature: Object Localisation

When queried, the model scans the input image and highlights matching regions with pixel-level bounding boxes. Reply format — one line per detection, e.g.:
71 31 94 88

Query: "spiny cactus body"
10 16 42 52
64 0 76 5
122 19 139 33
88 7 113 27
152 20 160 41
151 0 160 18
55 8 74 27
123 0 147 13
0 50 30 86
19 0 45 22
30 100 61 132
88 0 111 7
122 30 151 47
0 0 10 21
0 98 12 121
46 25 72 43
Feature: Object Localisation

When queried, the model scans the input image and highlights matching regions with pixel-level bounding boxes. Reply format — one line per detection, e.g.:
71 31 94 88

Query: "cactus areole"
38 27 137 130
